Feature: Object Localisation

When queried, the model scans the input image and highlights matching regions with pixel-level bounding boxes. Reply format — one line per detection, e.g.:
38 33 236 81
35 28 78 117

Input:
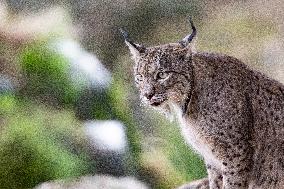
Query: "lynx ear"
179 17 197 48
120 28 145 58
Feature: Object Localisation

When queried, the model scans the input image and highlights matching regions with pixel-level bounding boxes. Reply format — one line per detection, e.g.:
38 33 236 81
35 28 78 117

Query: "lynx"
121 18 284 189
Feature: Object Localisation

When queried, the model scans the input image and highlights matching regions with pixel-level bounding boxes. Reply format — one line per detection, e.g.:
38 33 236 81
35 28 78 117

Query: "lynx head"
121 18 196 112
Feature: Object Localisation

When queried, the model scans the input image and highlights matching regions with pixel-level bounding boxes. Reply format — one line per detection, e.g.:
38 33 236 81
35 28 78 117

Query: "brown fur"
124 37 284 189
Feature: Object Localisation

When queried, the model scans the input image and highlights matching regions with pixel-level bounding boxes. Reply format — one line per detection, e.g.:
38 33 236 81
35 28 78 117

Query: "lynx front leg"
221 142 252 189
177 178 209 189
222 169 250 189
206 164 223 189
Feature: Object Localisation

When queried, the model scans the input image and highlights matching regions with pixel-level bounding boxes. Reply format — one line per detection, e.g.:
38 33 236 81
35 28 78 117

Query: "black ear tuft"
119 28 145 53
179 17 197 47
119 28 130 41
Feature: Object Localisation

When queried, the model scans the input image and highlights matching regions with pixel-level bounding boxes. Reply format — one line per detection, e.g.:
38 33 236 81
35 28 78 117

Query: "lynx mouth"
149 97 167 106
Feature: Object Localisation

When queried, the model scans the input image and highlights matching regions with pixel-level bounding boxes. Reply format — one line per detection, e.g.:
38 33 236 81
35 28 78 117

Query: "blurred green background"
0 0 283 188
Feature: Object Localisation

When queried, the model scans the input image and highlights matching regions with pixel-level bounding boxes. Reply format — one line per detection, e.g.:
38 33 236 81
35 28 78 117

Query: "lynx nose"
142 84 155 100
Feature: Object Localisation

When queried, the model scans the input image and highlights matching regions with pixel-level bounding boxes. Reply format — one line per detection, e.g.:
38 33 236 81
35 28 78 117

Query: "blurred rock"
53 39 111 90
34 175 149 189
52 38 114 119
0 74 15 94
84 120 128 176
84 120 127 152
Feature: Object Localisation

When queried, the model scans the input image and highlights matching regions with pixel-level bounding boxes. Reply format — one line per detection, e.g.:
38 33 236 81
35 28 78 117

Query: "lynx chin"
121 18 284 189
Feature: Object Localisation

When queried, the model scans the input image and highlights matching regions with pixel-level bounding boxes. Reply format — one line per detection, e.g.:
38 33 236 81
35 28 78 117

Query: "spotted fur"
124 32 284 189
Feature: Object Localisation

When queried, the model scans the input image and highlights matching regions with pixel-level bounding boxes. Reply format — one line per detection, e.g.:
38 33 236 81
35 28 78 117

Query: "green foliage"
0 95 17 115
91 90 115 120
150 113 206 188
0 96 90 189
20 41 80 106
164 123 206 181
108 75 143 174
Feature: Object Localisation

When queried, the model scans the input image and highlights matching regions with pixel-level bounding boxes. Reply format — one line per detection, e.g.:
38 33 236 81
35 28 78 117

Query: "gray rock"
0 74 15 94
84 121 129 176
34 175 149 189
84 120 127 152
52 39 112 90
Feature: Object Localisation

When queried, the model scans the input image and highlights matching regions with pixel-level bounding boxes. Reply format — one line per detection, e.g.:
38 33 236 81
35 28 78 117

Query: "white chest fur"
170 103 222 168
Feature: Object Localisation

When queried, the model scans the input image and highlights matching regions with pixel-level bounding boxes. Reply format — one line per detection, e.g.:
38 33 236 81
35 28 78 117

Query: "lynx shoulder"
121 19 284 189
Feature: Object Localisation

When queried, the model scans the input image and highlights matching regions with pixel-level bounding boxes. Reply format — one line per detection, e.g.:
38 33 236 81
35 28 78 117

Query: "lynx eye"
156 72 168 80
135 74 143 83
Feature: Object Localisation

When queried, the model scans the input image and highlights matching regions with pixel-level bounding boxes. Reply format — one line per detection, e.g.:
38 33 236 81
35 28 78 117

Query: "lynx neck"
169 102 222 169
